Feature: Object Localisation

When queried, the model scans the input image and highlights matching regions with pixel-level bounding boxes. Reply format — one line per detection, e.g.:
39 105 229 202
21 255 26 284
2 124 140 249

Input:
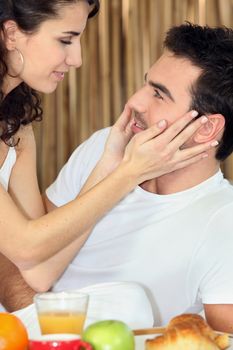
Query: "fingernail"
157 119 166 128
191 110 199 118
200 116 208 124
211 140 219 147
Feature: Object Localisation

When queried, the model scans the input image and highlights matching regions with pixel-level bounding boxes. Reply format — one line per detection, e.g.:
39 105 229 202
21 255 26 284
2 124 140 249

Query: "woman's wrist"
97 153 122 176
112 159 139 191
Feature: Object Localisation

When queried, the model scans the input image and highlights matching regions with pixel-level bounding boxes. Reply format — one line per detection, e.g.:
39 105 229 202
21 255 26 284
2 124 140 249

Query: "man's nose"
127 88 148 113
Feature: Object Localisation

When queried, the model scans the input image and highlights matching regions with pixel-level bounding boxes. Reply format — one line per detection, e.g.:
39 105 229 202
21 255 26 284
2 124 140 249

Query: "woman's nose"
66 44 82 68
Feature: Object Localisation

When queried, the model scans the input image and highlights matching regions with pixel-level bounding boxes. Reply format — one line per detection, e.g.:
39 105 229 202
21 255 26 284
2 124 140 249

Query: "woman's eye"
60 39 72 45
154 89 163 100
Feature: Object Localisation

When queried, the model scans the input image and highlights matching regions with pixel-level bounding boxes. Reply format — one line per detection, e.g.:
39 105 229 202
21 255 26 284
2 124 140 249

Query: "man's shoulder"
209 180 233 204
191 181 233 230
85 127 111 148
197 181 233 211
209 183 233 218
69 127 111 164
179 180 233 230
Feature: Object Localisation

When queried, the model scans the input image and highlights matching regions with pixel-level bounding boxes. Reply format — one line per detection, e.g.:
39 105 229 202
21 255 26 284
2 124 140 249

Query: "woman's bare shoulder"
14 124 36 154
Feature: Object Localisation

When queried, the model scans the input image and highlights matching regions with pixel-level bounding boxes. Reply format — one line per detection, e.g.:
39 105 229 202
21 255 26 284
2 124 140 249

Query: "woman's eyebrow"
62 31 80 36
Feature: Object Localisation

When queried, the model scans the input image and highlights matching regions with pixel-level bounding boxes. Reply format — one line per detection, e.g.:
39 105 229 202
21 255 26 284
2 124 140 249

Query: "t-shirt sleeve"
194 202 233 304
46 128 110 207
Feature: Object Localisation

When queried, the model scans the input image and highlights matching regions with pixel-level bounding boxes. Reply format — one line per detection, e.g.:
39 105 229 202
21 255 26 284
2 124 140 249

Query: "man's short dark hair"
164 22 233 161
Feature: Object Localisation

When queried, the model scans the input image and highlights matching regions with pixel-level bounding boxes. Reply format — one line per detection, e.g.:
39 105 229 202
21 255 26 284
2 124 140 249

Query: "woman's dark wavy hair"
164 22 233 161
0 0 99 145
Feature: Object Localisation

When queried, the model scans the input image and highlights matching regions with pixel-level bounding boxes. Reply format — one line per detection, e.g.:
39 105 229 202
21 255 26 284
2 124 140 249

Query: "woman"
0 0 214 274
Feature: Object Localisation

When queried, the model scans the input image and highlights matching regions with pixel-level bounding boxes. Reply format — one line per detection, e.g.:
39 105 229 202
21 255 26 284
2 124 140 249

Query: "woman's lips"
53 71 65 81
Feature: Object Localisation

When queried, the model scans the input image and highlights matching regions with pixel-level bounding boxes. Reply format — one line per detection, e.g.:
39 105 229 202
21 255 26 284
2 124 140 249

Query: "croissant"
146 314 229 350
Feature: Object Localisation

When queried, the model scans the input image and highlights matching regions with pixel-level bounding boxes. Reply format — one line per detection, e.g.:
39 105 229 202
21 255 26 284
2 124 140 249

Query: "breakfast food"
0 313 29 350
145 314 229 350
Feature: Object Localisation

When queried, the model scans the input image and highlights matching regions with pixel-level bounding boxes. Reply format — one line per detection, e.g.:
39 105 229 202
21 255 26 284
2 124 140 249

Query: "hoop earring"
7 48 25 78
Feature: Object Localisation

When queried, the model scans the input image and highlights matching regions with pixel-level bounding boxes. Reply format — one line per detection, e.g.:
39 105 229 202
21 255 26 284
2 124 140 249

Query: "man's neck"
140 155 220 195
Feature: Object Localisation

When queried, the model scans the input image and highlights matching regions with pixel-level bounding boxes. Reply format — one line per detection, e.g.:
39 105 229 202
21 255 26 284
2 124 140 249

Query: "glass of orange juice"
34 291 89 335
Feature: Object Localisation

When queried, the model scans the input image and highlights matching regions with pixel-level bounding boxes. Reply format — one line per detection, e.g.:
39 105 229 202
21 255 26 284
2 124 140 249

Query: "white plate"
135 335 233 350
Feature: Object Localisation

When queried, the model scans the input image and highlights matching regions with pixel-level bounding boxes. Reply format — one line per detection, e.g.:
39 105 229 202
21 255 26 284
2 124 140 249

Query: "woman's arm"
0 125 44 309
20 110 217 291
0 109 215 269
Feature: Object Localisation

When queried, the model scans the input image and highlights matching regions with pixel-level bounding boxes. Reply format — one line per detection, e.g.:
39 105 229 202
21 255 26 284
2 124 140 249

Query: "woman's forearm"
19 155 118 290
3 161 137 269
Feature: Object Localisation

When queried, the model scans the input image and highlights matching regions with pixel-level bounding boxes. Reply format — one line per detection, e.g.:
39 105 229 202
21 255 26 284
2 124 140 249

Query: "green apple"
82 320 135 350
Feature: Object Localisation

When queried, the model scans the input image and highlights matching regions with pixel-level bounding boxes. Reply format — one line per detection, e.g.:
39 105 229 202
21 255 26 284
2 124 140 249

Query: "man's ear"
2 20 18 51
194 114 225 143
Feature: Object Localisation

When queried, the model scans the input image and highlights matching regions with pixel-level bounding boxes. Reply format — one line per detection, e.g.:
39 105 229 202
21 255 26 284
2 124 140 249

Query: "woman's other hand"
101 105 134 171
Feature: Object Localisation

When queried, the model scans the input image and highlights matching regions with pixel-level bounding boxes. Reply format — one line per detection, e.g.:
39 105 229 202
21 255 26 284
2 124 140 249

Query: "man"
43 23 233 331
4 23 233 332
0 254 35 311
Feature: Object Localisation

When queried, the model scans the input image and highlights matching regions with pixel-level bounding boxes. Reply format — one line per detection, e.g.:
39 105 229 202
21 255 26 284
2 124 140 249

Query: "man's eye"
154 89 163 100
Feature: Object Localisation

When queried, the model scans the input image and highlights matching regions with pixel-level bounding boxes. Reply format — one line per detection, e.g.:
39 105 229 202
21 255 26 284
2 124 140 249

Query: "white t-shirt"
46 128 233 326
0 147 16 191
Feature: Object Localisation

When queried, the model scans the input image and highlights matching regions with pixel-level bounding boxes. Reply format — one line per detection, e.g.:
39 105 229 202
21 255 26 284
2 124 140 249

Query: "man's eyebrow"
144 73 175 102
62 31 80 36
